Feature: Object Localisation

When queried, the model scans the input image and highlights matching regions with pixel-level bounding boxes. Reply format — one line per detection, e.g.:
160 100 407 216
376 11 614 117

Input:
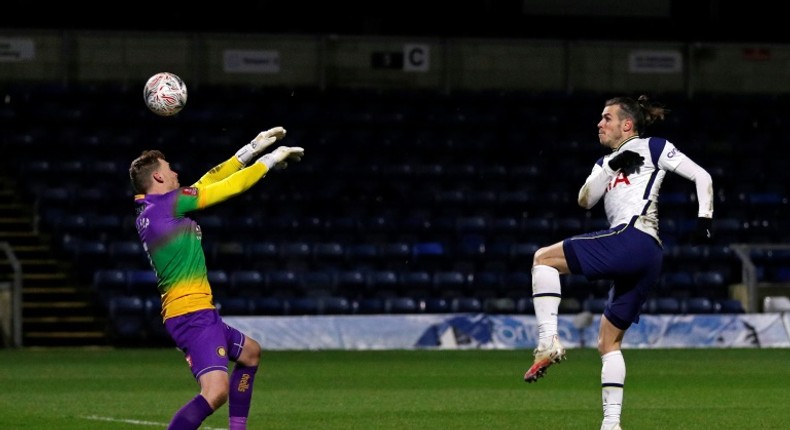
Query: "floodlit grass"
0 348 788 429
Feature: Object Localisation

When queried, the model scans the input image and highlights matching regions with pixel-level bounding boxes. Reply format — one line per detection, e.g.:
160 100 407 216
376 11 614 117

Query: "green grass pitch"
0 347 788 429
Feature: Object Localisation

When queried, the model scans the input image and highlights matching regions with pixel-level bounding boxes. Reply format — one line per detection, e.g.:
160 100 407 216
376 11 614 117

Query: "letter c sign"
404 44 430 72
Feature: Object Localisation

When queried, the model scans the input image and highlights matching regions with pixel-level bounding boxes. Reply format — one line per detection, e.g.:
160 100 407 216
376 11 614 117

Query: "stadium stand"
5 84 787 344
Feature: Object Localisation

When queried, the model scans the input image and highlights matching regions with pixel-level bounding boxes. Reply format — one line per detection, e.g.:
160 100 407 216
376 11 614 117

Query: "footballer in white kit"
524 95 714 430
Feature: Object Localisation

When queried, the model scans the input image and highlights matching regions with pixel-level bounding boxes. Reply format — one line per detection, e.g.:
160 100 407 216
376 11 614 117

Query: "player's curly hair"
129 150 166 194
605 95 669 136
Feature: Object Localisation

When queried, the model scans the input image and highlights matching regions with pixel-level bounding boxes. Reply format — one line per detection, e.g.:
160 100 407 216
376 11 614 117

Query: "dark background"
1 0 786 43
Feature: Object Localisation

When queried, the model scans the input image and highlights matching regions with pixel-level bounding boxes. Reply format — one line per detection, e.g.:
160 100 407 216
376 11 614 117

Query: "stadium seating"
354 298 387 314
451 297 482 313
14 84 790 341
716 299 745 314
648 297 682 314
682 297 717 314
582 298 608 314
215 297 252 315
107 296 147 342
251 297 287 315
422 298 451 313
321 297 352 314
387 297 419 314
287 297 321 315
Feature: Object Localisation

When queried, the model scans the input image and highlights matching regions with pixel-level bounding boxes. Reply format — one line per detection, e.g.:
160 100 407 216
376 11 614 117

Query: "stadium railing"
731 243 790 313
0 242 23 348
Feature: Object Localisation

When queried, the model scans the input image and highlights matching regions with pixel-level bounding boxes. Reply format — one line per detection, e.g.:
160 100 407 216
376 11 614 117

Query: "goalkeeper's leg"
228 334 261 430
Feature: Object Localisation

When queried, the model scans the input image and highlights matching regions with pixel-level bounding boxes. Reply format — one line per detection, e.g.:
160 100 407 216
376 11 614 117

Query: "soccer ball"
143 72 188 116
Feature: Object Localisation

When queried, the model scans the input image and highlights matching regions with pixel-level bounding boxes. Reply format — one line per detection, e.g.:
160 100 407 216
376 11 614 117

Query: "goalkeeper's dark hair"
605 95 669 137
129 149 166 194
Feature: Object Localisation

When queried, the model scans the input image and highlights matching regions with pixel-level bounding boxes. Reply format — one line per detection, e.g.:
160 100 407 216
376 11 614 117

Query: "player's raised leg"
525 242 568 383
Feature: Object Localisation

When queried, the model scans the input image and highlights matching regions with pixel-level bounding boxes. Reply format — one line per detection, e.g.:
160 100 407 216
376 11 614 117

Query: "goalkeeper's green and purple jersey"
133 156 268 320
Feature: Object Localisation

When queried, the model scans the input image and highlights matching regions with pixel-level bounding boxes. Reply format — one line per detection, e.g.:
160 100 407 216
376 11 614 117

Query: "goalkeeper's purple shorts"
165 309 246 380
563 222 662 330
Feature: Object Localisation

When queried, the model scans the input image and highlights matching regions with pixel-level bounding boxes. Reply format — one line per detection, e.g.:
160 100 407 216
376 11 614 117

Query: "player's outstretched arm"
193 127 288 187
193 145 303 210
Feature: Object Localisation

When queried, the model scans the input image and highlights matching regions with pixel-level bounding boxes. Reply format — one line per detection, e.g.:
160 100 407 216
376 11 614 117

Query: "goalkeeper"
128 127 303 430
523 95 713 430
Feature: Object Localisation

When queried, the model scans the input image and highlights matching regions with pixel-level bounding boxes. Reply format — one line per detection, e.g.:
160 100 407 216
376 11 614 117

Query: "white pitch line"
82 415 226 430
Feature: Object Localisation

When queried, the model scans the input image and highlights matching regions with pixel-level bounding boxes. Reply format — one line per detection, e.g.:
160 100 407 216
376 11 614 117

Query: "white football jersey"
579 135 707 244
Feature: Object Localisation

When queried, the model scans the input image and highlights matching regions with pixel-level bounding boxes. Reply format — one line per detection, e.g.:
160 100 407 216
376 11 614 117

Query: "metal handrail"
730 243 790 313
0 241 22 347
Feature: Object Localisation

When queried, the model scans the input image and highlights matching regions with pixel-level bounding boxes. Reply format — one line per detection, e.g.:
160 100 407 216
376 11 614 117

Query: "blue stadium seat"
387 297 419 314
470 271 502 292
126 270 158 293
288 297 320 315
354 298 386 314
433 271 467 294
516 297 534 314
693 271 726 290
510 243 539 263
379 242 411 260
500 272 532 294
553 218 583 236
216 297 251 315
321 297 352 314
142 296 169 342
346 243 379 264
93 269 128 304
456 216 487 233
300 271 336 291
110 241 147 269
246 242 278 260
682 297 716 314
206 270 230 291
266 270 299 291
230 270 265 295
411 242 446 269
648 297 681 314
55 214 89 234
334 270 367 296
279 241 312 261
197 215 224 230
211 241 247 268
366 271 399 297
312 242 346 265
451 297 482 313
582 297 608 314
483 297 516 314
660 272 695 293
421 297 450 313
74 240 108 262
108 296 146 341
489 217 520 235
251 297 286 315
399 271 432 290
716 298 745 314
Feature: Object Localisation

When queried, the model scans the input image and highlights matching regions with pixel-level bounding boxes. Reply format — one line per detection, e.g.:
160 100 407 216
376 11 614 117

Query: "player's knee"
532 246 551 266
597 336 606 355
204 387 229 409
241 338 262 367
